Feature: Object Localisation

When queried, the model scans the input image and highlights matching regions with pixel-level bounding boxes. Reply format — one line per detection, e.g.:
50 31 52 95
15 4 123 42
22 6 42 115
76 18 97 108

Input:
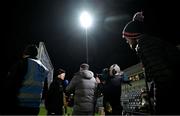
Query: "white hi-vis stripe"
18 93 41 99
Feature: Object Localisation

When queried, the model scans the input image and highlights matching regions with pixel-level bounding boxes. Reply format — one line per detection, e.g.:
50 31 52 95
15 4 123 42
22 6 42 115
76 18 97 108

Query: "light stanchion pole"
85 28 88 64
80 11 92 64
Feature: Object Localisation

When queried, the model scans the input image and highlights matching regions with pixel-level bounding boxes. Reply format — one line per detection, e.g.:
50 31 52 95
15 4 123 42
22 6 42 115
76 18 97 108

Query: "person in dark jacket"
103 64 131 115
122 12 180 115
45 68 66 115
3 44 49 115
66 63 97 115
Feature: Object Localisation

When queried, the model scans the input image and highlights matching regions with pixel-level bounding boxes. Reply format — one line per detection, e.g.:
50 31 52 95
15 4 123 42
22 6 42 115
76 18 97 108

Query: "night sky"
5 0 180 79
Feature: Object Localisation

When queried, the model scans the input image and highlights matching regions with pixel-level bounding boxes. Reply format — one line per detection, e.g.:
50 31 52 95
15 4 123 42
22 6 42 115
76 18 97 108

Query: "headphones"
109 64 121 76
112 64 117 75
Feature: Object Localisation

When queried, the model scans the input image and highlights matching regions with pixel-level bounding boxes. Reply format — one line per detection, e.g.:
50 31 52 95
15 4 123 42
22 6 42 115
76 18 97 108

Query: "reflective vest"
17 58 48 108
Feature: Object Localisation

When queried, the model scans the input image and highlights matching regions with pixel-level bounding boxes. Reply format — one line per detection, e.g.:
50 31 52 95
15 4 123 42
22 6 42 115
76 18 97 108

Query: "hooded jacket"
66 70 97 114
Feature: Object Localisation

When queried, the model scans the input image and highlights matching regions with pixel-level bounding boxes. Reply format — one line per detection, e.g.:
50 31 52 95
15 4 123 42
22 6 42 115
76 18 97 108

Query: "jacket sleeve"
122 74 132 86
4 58 28 107
42 77 48 99
6 59 28 91
65 76 77 93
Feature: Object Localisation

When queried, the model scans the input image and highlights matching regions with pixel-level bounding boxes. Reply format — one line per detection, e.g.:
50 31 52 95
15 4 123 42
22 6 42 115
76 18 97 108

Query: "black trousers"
47 107 63 115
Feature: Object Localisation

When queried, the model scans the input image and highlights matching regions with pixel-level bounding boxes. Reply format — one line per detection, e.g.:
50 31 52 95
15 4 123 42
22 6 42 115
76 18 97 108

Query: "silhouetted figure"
122 12 180 115
66 63 97 115
4 44 49 115
103 64 131 115
45 68 66 115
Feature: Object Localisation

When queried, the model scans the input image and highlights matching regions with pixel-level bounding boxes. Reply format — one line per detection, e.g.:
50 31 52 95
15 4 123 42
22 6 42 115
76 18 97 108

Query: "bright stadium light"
80 11 92 29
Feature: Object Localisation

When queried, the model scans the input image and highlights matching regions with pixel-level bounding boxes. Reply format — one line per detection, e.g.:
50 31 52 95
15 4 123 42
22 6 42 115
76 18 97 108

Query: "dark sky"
5 0 180 78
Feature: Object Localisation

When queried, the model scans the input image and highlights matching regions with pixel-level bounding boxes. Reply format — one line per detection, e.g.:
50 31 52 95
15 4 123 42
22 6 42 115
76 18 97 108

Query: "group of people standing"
2 11 180 115
1 43 130 116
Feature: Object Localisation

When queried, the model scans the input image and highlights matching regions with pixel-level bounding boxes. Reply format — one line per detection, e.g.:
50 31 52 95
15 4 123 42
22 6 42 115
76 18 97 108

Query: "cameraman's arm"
122 74 132 86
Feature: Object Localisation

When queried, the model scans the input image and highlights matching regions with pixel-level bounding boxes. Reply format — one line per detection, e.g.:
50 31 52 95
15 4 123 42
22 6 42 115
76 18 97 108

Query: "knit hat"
133 11 144 22
122 12 144 39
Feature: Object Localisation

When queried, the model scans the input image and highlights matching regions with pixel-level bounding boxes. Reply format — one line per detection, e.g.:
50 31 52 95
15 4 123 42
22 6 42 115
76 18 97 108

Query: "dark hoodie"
66 70 97 115
45 77 64 114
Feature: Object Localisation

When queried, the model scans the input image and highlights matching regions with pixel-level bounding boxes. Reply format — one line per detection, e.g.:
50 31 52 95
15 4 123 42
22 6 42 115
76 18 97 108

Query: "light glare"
80 11 92 29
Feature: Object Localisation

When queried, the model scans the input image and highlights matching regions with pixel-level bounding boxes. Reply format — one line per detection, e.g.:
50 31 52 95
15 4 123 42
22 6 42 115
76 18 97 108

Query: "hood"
79 70 94 79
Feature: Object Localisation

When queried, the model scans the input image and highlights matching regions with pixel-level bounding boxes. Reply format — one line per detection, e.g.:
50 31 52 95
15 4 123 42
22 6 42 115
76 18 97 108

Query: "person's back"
103 64 130 115
66 63 97 115
104 75 122 114
137 34 180 114
17 58 48 111
137 34 179 82
5 44 49 115
45 68 66 115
